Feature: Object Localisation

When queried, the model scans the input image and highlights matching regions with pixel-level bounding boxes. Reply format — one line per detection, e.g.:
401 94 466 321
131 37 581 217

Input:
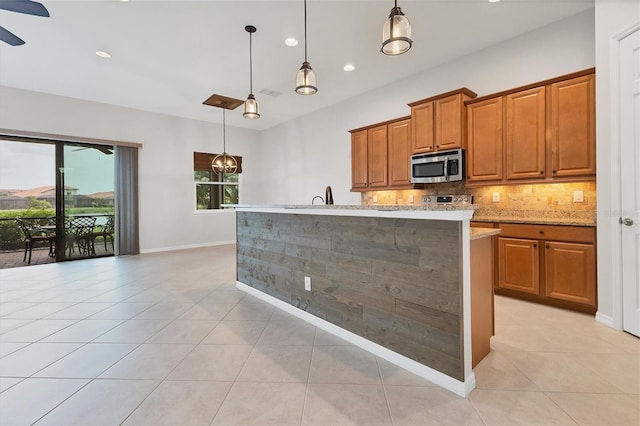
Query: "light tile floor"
0 244 638 426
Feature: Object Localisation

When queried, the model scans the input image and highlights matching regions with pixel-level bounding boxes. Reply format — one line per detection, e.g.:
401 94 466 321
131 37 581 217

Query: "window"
194 152 242 210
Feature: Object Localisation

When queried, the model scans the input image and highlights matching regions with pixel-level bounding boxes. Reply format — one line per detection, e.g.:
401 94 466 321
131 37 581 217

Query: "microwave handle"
444 157 449 181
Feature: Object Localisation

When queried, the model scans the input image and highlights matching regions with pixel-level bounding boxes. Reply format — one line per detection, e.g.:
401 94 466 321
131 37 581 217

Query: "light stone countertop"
470 227 501 240
234 204 478 221
471 215 596 227
234 204 478 211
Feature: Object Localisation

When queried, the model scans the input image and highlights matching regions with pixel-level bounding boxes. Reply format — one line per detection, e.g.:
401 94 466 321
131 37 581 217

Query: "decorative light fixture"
202 94 243 175
381 0 412 56
243 25 260 119
212 109 238 175
295 0 317 95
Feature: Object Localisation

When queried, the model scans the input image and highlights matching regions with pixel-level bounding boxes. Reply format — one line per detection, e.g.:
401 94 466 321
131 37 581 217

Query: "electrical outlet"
408 194 414 203
304 276 311 291
492 192 500 203
372 195 378 203
573 190 584 203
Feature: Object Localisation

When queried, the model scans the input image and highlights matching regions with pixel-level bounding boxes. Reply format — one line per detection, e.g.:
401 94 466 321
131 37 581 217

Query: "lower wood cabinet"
499 238 540 295
496 223 597 313
545 241 596 306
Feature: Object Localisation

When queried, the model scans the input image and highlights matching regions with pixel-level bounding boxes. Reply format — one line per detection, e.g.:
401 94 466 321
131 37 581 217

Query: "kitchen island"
235 205 495 397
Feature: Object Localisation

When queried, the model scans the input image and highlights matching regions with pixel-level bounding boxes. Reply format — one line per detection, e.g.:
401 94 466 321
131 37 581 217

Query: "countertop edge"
235 206 476 221
471 216 596 227
470 228 502 240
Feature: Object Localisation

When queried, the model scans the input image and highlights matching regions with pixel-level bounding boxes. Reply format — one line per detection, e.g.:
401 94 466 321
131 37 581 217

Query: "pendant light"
381 0 412 56
295 0 317 95
243 25 260 119
212 109 238 175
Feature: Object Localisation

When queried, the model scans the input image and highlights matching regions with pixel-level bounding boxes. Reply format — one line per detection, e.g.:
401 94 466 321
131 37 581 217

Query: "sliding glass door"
60 144 115 260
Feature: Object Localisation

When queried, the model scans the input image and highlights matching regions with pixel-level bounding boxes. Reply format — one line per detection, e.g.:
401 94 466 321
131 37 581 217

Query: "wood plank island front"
235 205 497 397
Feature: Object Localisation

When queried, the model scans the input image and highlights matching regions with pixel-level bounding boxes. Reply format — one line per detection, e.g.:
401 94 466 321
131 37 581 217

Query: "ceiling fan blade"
0 26 25 46
0 0 50 17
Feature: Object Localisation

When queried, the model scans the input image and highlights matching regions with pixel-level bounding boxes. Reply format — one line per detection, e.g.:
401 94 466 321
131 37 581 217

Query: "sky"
0 140 114 195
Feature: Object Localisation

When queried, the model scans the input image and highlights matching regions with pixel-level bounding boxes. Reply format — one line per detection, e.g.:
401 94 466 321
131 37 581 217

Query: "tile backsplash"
361 181 596 216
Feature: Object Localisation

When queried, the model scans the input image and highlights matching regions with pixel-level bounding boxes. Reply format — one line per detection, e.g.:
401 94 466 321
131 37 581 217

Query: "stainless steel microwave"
410 149 464 184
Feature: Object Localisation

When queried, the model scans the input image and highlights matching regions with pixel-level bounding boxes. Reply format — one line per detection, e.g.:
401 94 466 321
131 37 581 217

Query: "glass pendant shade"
243 94 259 119
243 25 260 119
295 61 317 95
212 153 238 174
381 4 412 55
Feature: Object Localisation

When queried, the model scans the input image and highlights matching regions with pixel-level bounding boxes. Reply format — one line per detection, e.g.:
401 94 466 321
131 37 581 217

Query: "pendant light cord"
249 32 253 95
304 0 308 61
222 109 226 153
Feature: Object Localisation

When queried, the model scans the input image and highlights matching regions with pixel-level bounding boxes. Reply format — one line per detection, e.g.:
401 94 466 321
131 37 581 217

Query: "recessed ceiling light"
285 37 298 47
343 64 355 72
489 0 501 3
95 50 112 58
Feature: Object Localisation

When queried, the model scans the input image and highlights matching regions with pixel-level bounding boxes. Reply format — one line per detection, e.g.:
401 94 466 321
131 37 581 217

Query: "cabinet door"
388 119 411 187
367 125 388 188
545 241 596 306
505 87 546 180
435 94 463 150
549 74 596 177
498 237 540 295
410 102 434 154
351 130 368 190
467 97 503 182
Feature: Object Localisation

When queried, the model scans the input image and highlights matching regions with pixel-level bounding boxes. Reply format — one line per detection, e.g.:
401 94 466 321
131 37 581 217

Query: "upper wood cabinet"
549 74 596 177
505 86 546 180
350 117 411 191
410 102 434 153
388 119 412 187
467 97 503 182
367 125 389 188
409 88 477 155
351 130 368 191
466 69 596 185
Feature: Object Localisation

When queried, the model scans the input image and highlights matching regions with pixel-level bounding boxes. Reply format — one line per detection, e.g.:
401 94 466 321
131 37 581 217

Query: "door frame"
605 22 640 331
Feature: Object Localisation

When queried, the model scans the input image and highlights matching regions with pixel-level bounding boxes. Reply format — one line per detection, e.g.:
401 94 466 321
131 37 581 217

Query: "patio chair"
66 216 97 257
91 214 114 252
15 218 56 264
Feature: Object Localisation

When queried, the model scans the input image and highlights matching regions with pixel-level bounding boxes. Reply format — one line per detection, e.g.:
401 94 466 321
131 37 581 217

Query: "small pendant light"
212 109 238 175
295 0 317 95
243 25 260 119
381 0 412 56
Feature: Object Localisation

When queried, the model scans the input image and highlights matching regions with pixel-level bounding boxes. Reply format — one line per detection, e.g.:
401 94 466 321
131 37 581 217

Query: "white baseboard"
141 240 235 254
595 312 617 329
236 281 475 398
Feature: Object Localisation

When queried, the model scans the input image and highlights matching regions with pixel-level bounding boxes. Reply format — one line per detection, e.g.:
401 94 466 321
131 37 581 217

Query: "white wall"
0 87 260 252
247 9 596 206
594 0 640 326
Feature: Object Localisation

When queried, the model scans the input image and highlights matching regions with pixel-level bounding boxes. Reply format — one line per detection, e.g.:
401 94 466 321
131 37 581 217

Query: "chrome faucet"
311 196 324 205
325 185 334 205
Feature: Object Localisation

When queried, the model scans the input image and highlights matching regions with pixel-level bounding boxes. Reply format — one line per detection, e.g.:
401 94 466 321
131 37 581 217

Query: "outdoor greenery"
0 207 114 251
195 171 238 210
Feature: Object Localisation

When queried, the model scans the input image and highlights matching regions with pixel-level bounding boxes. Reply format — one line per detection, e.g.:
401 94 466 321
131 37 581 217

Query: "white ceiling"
0 0 594 130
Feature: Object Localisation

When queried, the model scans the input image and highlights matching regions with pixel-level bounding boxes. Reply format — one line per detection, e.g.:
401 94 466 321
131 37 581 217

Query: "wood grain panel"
236 211 464 381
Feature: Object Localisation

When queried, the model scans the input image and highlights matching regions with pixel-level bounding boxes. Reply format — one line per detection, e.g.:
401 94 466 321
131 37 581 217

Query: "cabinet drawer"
498 223 595 243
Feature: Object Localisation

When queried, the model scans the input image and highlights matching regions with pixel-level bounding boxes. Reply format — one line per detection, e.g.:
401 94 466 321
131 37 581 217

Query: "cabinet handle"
533 243 537 248
540 171 544 174
552 170 557 174
538 230 544 234
546 244 549 249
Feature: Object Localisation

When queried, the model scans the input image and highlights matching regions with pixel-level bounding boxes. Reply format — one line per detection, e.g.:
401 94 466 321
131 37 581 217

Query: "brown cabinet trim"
465 68 595 106
349 115 411 134
408 87 478 107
